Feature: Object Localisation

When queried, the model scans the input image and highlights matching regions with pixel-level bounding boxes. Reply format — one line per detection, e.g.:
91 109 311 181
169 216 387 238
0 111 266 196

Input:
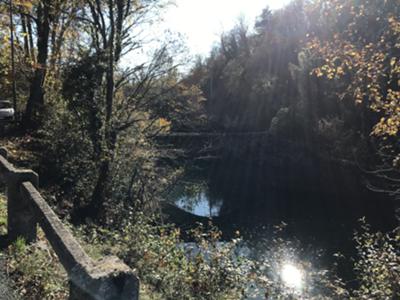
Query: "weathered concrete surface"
0 151 18 300
21 182 139 300
0 147 139 300
20 182 91 273
0 253 19 300
7 169 38 243
0 149 39 243
69 256 139 300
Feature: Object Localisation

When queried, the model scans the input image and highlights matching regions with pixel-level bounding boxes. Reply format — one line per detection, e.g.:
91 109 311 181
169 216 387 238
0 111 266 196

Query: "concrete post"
69 256 139 300
7 169 39 243
0 148 8 185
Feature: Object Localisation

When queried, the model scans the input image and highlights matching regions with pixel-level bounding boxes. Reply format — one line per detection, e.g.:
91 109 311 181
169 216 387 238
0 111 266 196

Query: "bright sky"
163 0 291 56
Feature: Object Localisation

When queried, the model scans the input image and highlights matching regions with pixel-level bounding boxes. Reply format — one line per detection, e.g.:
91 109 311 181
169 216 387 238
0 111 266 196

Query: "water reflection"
175 191 222 217
167 176 223 218
166 160 396 240
281 263 303 289
165 159 397 296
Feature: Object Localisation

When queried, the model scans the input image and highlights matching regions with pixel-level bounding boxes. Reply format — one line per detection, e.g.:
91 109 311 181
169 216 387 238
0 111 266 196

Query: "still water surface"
165 159 398 297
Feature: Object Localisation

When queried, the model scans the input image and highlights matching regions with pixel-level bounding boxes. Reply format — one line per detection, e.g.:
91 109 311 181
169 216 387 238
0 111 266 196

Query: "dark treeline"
180 0 399 160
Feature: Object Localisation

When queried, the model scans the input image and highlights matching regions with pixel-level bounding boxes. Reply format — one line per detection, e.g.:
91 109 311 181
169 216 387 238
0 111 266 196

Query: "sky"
162 0 291 56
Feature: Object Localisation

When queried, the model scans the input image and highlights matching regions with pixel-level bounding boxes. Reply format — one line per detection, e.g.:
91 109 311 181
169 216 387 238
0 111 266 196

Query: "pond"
164 157 398 297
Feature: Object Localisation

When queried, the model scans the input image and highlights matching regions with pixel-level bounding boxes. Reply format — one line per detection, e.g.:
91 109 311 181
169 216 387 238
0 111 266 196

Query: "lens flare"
281 263 303 289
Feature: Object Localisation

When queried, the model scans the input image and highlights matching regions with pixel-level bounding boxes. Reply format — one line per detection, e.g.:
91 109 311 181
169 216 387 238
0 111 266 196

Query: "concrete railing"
0 147 139 300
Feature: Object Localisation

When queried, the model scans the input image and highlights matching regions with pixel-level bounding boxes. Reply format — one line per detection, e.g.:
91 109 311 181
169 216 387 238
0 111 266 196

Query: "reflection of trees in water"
167 160 398 294
164 159 398 297
206 159 397 229
167 172 223 217
168 159 396 246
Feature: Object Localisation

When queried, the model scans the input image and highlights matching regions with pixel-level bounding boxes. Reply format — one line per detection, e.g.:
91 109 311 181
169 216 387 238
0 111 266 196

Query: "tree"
2 0 81 126
62 0 197 220
308 0 400 197
24 0 51 125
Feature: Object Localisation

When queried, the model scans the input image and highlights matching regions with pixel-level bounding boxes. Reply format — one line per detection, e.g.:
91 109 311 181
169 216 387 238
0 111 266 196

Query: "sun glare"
281 263 304 289
163 0 290 56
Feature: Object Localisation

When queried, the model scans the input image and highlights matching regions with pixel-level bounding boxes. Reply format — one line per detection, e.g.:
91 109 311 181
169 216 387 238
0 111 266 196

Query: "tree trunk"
23 2 51 128
87 159 111 219
20 15 30 59
86 3 117 220
27 16 36 62
85 128 117 221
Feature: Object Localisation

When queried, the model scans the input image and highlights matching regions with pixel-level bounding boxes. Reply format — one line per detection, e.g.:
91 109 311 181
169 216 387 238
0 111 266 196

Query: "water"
173 187 223 217
166 159 396 228
165 158 398 296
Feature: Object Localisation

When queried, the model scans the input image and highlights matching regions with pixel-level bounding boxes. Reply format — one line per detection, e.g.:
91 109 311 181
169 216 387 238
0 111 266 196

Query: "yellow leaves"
14 0 33 11
354 87 363 104
373 116 400 137
312 68 324 77
387 15 400 33
355 97 363 105
312 63 346 79
158 118 171 132
370 89 400 137
336 66 344 76
308 13 398 137
2 35 9 44
348 51 358 57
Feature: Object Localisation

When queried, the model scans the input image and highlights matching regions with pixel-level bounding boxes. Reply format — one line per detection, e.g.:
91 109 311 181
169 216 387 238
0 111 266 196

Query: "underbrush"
1 191 249 300
352 219 400 299
1 194 399 299
75 215 400 299
76 215 250 300
6 236 68 300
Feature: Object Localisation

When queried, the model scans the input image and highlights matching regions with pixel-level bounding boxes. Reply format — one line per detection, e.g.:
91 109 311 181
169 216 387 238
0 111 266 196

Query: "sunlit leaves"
353 219 400 299
157 117 171 132
308 0 400 141
14 0 33 11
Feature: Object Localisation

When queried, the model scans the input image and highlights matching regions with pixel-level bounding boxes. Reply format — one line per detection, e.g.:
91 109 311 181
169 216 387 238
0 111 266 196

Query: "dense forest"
0 0 399 299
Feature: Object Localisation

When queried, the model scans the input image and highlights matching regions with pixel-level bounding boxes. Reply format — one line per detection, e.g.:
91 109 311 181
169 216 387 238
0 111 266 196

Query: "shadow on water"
163 155 398 286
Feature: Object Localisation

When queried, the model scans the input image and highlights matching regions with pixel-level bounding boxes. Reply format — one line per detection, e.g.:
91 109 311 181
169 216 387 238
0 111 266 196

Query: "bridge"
156 131 356 168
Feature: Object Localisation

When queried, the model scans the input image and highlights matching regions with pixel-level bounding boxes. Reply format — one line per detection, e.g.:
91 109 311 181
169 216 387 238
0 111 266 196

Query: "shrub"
37 107 96 205
6 236 68 300
76 216 251 300
352 219 400 299
1 192 399 299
